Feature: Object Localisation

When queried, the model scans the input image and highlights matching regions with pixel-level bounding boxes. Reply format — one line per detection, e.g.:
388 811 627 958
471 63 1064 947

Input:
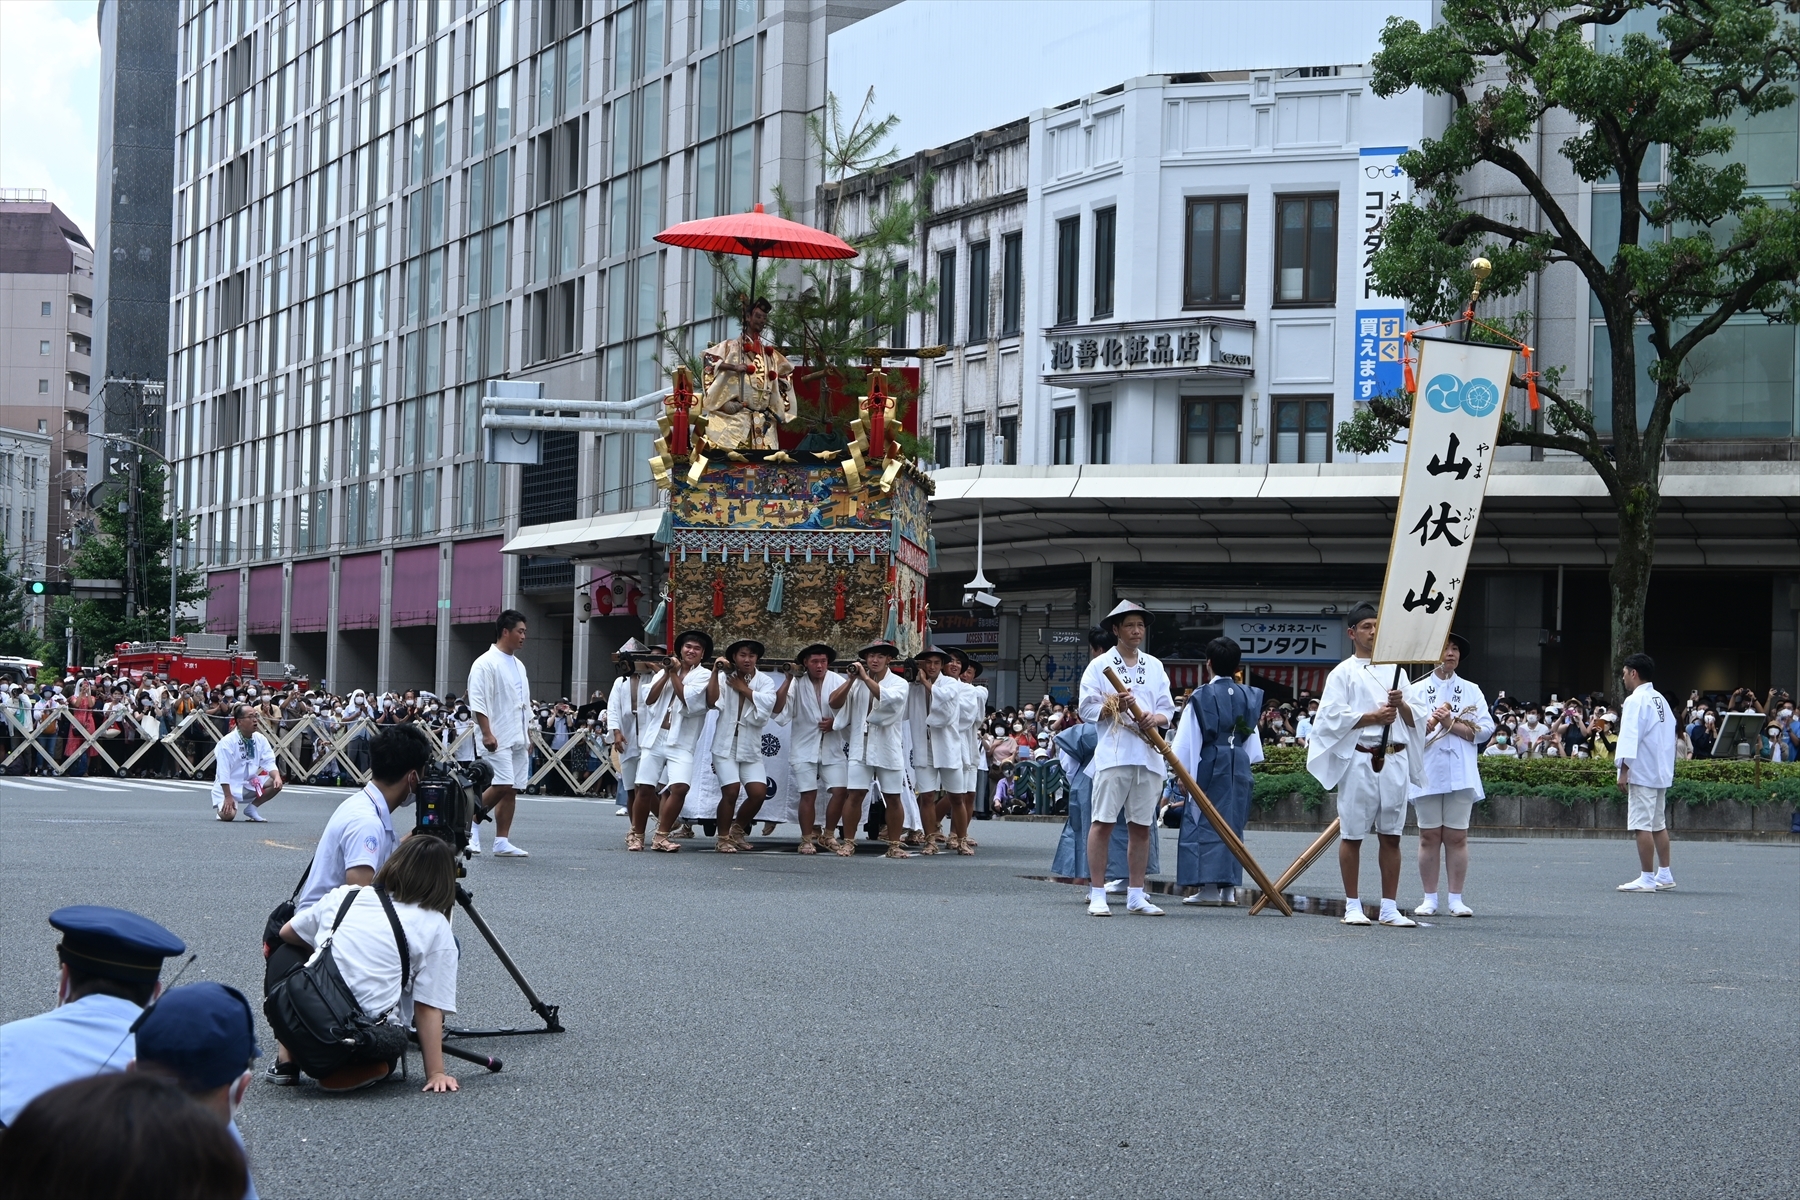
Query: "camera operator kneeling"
273 835 462 1093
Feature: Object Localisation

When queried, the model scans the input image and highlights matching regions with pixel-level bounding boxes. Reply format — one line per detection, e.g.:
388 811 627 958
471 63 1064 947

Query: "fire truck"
103 635 306 690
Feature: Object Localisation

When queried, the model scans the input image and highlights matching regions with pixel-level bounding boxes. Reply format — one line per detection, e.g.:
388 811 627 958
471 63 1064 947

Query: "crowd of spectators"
0 672 618 792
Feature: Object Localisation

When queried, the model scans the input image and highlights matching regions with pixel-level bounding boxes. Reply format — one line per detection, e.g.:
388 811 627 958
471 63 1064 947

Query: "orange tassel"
1523 347 1540 411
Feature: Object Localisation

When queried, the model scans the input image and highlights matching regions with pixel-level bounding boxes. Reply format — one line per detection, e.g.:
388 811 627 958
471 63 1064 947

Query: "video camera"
413 759 495 861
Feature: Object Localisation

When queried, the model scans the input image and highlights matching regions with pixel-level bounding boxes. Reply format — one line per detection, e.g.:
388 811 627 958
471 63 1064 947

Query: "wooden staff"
1248 819 1340 916
1102 667 1293 916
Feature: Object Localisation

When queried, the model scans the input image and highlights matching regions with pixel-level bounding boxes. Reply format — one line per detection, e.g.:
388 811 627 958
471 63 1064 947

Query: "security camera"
964 590 1002 610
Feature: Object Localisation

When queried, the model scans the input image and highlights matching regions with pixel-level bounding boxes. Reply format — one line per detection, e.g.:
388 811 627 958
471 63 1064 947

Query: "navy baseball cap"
134 982 262 1091
49 906 185 983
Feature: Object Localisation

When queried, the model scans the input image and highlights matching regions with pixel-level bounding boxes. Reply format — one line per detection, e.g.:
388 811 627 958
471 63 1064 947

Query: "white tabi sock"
1448 892 1464 907
1379 897 1398 920
1640 871 1657 887
1089 887 1107 905
1654 868 1673 883
1344 896 1360 913
1127 887 1146 906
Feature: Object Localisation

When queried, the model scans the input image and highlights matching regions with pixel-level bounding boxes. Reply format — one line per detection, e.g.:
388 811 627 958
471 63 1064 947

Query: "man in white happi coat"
708 638 779 853
830 640 910 859
947 651 988 848
775 643 848 855
1307 601 1425 927
1404 633 1494 917
1614 652 1677 894
211 703 284 822
608 640 654 844
1075 601 1173 917
904 647 964 855
635 629 714 852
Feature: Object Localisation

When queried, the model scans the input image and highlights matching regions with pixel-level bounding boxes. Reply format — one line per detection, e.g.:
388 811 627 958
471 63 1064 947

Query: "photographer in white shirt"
467 610 534 858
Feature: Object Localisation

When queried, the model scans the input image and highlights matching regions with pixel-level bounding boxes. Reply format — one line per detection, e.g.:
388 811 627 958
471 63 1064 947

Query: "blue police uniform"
0 906 184 1128
135 982 263 1200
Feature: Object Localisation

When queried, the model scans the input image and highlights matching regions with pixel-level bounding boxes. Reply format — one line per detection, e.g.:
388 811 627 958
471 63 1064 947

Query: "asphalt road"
2 775 1795 1200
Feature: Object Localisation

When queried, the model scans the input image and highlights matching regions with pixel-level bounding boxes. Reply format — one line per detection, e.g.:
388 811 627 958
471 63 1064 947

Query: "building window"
1273 397 1333 463
1001 232 1022 336
937 249 956 346
999 415 1017 465
1089 401 1112 464
1184 196 1247 307
40 301 52 317
37 379 49 394
933 424 952 467
967 241 990 342
1053 407 1075 464
1275 194 1338 304
964 419 986 467
1055 217 1080 325
891 263 909 346
1092 206 1116 319
38 341 50 355
1183 398 1242 464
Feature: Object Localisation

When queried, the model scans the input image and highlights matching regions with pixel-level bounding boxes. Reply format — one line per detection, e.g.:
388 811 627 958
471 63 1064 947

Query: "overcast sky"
0 0 100 239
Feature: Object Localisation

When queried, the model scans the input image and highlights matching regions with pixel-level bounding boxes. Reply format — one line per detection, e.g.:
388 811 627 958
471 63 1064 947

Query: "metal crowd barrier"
1 708 617 798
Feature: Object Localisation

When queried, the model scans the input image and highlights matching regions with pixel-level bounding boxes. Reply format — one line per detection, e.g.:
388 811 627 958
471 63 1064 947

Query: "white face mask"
1526 716 1539 726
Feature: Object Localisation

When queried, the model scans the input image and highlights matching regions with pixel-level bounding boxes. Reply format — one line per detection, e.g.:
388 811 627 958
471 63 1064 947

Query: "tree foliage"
51 460 210 665
1353 0 1800 690
0 537 49 660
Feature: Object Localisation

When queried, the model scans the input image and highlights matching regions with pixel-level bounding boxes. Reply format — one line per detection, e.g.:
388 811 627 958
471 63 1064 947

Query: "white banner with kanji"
1373 337 1516 664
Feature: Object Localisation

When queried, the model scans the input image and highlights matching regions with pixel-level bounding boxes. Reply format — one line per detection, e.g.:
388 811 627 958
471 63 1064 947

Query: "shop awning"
927 460 1800 572
501 509 666 560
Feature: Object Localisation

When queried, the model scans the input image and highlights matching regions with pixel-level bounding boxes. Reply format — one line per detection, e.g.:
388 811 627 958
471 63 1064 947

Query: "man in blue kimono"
1051 625 1161 884
1170 637 1264 906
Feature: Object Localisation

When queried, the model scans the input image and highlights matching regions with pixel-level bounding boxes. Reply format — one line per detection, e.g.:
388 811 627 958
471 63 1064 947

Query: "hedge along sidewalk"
1249 746 1800 840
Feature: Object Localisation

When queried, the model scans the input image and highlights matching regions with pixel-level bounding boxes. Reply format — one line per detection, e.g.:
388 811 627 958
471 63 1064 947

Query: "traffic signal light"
25 581 73 596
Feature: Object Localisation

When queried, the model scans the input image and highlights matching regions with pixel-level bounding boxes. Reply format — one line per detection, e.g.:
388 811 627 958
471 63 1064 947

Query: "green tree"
676 89 936 454
1345 0 1800 694
0 536 50 660
53 459 209 664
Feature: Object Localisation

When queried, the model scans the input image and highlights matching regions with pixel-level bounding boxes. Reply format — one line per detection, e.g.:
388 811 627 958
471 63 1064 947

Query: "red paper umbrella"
655 203 856 304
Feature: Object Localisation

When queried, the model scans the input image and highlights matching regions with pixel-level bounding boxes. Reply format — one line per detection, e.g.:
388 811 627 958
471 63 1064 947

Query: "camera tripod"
443 878 564 1040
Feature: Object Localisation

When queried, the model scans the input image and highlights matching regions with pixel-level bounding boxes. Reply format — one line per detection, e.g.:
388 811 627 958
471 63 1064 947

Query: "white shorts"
1336 752 1410 839
847 762 905 795
791 759 847 793
1092 765 1162 826
618 755 639 791
638 745 695 791
1412 788 1477 830
912 765 949 794
479 743 531 789
1627 783 1667 832
942 765 975 795
713 755 766 788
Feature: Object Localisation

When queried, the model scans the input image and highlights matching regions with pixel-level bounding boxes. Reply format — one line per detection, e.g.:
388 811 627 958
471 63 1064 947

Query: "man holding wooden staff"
1076 601 1174 917
1307 602 1424 927
1169 637 1264 906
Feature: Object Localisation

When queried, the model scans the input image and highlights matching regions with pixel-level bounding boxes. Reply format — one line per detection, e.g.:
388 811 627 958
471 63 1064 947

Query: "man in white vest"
608 640 654 850
904 647 964 855
708 638 779 853
635 630 714 853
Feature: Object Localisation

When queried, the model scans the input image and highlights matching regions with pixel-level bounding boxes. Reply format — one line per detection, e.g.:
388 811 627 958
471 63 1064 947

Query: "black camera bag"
264 886 413 1079
262 856 315 957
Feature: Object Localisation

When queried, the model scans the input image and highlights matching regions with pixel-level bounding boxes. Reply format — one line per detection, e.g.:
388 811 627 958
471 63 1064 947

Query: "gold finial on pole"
1469 256 1493 303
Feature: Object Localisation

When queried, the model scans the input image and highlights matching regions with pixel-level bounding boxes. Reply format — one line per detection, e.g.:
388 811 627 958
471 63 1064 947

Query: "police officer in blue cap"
0 905 186 1127
132 982 263 1200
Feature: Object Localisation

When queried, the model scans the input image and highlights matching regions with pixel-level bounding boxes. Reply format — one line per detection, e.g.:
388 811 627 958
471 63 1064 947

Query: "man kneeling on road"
212 704 284 823
262 723 435 1086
